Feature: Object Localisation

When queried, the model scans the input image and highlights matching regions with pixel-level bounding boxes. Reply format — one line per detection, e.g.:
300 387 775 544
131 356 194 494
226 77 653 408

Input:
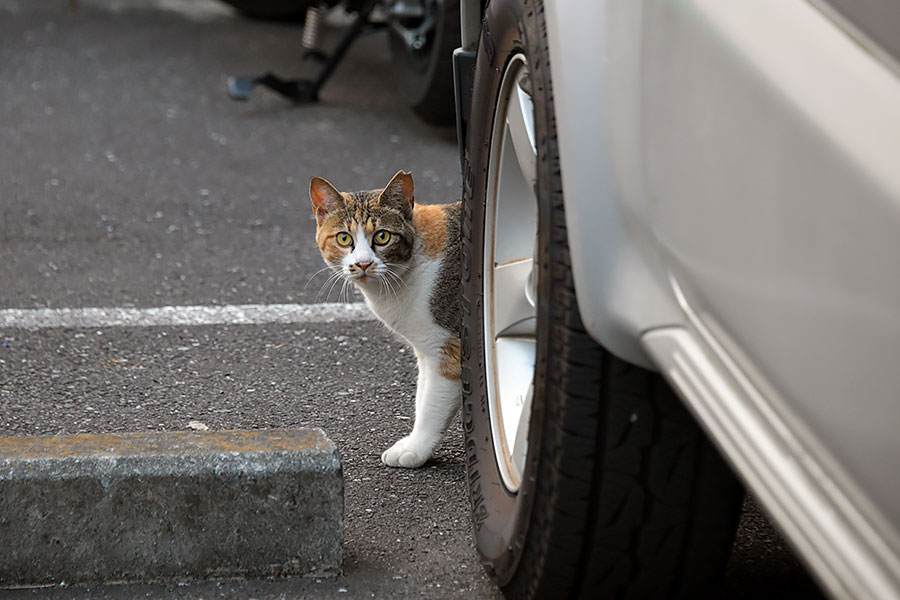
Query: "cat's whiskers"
381 261 407 276
313 273 335 302
378 271 399 298
384 272 403 298
380 263 409 297
371 268 393 297
329 272 351 302
303 265 338 291
340 278 356 304
316 269 345 302
383 261 410 275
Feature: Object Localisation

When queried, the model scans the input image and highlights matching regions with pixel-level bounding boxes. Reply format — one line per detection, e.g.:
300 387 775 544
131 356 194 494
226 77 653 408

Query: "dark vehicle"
223 0 459 125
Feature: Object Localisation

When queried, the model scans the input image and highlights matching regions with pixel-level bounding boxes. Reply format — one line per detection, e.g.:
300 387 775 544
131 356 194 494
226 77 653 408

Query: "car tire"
459 0 745 598
388 0 460 126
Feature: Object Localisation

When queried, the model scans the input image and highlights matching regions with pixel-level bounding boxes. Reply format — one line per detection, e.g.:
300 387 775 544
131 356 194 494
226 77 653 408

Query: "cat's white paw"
381 436 431 468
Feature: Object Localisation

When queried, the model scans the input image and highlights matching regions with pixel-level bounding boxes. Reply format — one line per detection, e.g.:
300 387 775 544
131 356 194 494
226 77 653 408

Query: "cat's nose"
357 261 373 273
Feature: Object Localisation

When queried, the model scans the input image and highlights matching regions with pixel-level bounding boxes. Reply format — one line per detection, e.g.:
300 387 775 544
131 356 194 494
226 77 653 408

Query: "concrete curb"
0 428 343 587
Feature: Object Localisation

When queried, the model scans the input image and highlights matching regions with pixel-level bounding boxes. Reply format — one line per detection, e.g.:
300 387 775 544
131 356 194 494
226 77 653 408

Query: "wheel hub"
482 54 538 493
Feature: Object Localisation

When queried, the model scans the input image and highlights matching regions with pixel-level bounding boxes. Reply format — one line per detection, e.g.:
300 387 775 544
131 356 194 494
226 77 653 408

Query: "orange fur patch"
439 336 461 381
316 215 351 264
413 204 447 259
316 227 332 251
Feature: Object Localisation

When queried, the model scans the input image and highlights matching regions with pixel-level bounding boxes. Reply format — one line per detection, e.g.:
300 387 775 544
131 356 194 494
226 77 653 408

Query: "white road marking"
0 0 233 19
0 303 374 330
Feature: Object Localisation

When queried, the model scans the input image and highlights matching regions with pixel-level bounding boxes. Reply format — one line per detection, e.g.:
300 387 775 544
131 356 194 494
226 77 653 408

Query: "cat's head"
310 170 417 288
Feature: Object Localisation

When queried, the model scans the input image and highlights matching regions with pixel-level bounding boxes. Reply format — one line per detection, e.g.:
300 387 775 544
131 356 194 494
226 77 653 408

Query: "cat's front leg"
381 342 460 468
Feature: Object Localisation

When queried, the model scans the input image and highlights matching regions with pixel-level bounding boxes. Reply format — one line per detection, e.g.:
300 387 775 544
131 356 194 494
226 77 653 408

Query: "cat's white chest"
358 257 443 350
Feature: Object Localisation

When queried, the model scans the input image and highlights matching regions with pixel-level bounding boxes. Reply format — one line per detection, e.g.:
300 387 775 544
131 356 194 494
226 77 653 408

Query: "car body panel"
639 0 900 547
644 325 900 600
540 0 900 597
542 1 683 368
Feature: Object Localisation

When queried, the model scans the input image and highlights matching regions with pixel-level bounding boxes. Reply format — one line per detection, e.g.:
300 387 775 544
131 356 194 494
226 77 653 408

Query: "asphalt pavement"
0 1 824 598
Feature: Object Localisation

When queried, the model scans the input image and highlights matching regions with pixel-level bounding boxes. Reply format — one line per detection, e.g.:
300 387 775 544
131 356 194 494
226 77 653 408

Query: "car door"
640 0 900 569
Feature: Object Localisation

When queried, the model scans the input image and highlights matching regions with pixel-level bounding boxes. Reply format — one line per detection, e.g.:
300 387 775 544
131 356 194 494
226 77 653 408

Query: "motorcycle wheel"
460 0 745 598
387 0 460 126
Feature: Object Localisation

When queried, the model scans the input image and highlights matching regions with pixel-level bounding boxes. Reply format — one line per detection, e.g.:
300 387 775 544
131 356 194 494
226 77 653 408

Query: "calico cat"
310 170 461 468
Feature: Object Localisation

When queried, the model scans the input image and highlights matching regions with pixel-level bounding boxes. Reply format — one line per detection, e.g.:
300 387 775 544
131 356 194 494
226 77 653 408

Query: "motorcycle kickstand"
227 0 382 104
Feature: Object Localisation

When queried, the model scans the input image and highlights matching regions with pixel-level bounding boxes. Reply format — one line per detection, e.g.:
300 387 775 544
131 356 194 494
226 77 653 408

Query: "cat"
310 170 461 468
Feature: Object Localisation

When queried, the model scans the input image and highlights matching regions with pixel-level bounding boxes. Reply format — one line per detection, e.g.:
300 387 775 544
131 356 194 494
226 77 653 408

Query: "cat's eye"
335 232 353 247
373 230 391 246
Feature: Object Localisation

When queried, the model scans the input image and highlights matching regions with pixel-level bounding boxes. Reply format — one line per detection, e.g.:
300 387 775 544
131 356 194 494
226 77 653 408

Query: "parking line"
0 303 373 330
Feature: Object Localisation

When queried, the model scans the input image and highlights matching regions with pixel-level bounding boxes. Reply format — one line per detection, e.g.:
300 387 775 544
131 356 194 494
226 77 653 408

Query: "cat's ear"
378 170 414 218
309 177 343 224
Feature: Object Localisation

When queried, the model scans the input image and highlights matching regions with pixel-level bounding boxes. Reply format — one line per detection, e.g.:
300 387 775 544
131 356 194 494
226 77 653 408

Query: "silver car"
452 1 900 598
